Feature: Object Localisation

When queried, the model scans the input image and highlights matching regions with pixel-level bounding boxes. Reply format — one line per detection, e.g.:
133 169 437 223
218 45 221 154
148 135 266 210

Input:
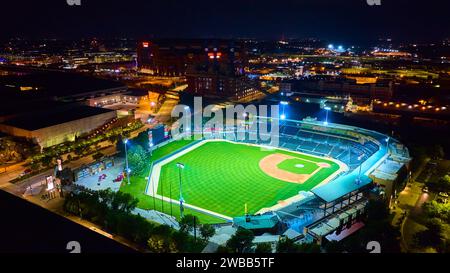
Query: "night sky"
1 0 449 43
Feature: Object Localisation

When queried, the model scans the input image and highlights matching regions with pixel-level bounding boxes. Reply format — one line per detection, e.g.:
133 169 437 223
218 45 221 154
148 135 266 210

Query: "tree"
147 234 177 253
426 175 450 193
430 145 445 159
414 218 445 250
226 227 255 253
324 240 345 253
116 136 126 157
74 146 84 156
110 191 138 213
276 237 299 253
199 224 215 242
134 130 150 150
277 238 320 253
366 199 390 222
216 245 233 253
58 167 74 185
255 242 272 253
297 242 321 253
127 144 148 175
41 155 53 167
179 214 199 234
30 161 40 171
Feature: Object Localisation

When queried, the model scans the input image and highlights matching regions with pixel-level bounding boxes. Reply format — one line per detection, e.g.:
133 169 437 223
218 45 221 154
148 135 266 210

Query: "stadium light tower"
123 138 130 185
280 101 288 120
356 153 365 184
324 106 331 125
176 162 185 218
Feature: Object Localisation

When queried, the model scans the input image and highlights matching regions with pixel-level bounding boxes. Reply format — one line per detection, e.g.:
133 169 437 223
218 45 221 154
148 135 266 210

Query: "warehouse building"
0 105 117 149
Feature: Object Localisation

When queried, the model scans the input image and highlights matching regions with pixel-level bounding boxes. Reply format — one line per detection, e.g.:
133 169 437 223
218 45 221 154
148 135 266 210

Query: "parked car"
19 168 32 177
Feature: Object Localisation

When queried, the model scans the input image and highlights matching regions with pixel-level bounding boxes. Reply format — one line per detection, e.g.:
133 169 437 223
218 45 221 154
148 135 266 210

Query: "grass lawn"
120 139 228 224
157 141 341 218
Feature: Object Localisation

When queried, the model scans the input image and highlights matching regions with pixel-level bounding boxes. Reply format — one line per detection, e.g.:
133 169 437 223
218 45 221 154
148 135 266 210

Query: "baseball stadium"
139 117 410 241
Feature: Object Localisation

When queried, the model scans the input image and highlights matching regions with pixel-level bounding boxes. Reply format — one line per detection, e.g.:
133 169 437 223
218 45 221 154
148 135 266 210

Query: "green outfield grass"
157 141 342 218
120 139 228 224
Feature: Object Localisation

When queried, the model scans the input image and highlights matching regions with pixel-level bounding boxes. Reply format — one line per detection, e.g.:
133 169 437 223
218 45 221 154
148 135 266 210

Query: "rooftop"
2 104 115 131
0 70 126 101
233 214 279 230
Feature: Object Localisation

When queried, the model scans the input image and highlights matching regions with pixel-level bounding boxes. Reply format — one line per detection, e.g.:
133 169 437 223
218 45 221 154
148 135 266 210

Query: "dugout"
233 214 283 236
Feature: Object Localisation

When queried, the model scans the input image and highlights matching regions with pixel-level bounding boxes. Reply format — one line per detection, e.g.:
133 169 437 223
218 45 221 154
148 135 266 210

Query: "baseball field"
150 140 346 219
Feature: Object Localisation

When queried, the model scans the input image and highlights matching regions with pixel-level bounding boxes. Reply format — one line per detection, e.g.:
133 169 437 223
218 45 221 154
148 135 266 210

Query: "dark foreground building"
0 190 134 253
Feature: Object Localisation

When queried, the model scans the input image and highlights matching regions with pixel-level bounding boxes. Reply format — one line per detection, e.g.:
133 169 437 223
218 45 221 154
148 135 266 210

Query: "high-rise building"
185 47 257 100
137 39 259 100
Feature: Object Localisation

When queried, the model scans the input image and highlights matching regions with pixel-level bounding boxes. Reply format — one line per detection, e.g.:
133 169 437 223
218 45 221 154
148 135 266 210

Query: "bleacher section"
274 120 381 172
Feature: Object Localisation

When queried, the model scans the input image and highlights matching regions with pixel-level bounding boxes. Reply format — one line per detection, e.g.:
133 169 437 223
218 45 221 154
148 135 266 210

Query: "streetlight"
169 173 173 217
176 162 185 218
148 140 156 211
324 106 331 125
123 138 130 185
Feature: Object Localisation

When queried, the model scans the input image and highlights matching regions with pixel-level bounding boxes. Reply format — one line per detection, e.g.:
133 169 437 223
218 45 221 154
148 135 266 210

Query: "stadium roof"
312 174 373 203
2 104 115 131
